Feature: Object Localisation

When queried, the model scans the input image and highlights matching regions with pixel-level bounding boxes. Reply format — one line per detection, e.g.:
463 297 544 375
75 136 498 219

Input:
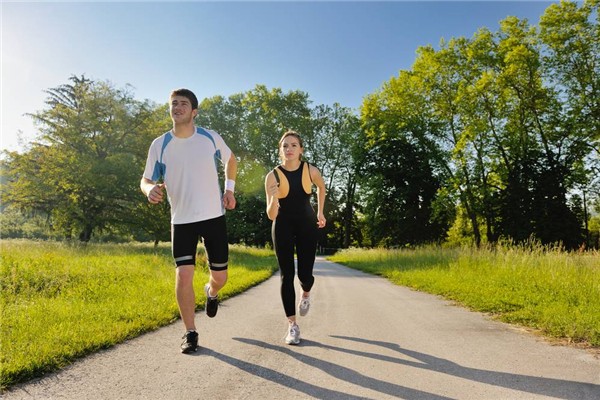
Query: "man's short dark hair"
170 88 198 110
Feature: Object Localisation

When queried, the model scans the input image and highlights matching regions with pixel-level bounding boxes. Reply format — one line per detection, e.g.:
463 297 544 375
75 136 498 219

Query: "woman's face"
280 136 303 161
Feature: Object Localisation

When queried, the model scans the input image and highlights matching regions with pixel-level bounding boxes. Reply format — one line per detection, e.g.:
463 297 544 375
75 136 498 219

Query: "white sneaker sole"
285 337 300 345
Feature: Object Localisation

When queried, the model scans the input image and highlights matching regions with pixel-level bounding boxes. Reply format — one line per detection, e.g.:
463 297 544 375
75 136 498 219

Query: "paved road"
3 258 599 399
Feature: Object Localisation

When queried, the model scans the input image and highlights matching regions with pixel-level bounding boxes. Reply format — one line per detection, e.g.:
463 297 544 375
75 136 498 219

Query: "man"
141 88 237 353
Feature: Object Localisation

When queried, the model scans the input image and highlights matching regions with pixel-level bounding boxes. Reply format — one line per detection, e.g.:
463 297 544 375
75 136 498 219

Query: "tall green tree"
360 0 596 248
360 69 450 246
308 103 361 249
3 75 167 241
539 0 600 247
410 41 487 246
196 85 314 246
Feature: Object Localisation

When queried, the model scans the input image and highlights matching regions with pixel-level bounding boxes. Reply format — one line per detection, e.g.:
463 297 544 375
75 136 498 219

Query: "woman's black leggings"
272 215 318 317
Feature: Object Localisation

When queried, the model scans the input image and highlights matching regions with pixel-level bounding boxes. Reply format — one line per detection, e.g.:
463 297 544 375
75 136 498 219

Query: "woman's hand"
267 181 279 198
317 212 326 228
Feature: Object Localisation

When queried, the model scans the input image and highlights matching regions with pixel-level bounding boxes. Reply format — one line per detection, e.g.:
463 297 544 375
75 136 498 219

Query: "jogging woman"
264 130 326 345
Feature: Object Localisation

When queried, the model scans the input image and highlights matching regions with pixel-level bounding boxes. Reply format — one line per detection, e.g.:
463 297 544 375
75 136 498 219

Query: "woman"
265 130 326 345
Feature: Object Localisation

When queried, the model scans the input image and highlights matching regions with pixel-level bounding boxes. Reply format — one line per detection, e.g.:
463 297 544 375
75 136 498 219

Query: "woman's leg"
272 218 297 318
296 218 318 294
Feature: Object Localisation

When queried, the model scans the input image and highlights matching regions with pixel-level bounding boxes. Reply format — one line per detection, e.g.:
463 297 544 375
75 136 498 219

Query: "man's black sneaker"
204 284 219 318
181 330 198 354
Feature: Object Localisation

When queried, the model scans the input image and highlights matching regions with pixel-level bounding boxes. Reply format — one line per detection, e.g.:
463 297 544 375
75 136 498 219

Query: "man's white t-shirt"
143 127 232 224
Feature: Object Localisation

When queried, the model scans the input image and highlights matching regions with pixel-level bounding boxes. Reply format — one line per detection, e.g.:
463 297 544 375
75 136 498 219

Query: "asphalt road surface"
3 258 599 399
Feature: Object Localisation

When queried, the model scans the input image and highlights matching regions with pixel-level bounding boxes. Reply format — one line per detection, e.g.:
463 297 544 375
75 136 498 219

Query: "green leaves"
3 75 167 242
360 0 597 249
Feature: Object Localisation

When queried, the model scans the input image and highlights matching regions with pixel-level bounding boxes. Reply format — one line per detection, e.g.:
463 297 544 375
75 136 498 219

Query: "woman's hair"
279 130 304 148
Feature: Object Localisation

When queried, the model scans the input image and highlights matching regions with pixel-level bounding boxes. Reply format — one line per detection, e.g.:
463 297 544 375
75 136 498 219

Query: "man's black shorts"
171 215 228 270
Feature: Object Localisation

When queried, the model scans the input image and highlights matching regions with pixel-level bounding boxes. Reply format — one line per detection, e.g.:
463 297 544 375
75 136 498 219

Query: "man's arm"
223 152 237 210
225 152 238 185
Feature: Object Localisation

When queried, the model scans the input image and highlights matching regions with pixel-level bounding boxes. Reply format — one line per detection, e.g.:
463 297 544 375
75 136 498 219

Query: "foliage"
2 1 599 249
359 0 598 249
196 85 362 248
2 76 170 242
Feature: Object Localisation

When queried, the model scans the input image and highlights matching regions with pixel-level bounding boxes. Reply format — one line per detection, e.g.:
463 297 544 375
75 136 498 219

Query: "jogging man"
141 88 237 353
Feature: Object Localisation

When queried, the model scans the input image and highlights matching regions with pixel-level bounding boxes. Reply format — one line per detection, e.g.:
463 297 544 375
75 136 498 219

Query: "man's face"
170 95 197 124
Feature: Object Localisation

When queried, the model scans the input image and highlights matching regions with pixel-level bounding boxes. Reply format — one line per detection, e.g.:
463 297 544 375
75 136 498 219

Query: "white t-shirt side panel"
142 134 169 183
203 128 232 165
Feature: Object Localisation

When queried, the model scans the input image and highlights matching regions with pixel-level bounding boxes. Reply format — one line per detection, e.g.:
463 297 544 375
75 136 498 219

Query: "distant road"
3 258 599 399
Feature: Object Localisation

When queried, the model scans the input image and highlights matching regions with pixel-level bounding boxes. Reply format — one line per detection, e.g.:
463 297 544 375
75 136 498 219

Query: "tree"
539 0 600 248
359 1 597 249
308 103 361 249
196 85 360 248
360 70 450 246
3 75 168 241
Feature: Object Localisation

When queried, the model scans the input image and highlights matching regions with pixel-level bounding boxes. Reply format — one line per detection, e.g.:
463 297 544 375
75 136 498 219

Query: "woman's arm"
310 165 327 228
265 171 280 221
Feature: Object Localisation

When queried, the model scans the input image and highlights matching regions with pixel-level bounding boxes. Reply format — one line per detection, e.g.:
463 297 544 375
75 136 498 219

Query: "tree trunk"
78 224 93 242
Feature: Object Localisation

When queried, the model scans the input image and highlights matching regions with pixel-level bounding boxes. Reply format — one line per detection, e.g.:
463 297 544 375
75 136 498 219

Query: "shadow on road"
327 335 599 400
203 347 372 400
232 337 453 400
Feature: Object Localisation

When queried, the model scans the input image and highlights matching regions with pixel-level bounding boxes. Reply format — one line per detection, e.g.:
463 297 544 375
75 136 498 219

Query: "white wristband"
225 179 235 193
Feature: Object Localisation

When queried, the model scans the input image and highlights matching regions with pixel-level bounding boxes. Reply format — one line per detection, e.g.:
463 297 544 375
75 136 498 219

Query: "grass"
0 240 277 390
2 240 598 390
329 244 600 348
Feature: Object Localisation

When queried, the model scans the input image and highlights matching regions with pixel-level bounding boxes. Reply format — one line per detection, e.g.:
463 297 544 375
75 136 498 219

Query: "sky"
1 1 556 154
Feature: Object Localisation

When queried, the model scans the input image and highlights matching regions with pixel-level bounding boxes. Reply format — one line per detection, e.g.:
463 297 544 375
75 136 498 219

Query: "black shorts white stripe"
171 215 228 270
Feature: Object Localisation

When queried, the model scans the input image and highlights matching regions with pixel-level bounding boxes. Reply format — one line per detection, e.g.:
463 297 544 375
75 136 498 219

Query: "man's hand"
147 183 166 204
223 191 236 210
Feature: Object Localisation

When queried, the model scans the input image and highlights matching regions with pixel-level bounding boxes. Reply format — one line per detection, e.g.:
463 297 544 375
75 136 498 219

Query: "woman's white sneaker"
285 323 300 345
298 296 310 316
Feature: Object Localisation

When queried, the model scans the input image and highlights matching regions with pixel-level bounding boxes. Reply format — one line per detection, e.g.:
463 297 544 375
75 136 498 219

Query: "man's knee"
176 265 195 286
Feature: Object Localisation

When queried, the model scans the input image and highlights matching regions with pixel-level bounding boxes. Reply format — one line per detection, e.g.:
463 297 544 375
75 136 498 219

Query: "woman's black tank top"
275 162 315 218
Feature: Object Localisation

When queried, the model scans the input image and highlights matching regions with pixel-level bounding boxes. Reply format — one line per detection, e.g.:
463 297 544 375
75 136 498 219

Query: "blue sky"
2 1 555 153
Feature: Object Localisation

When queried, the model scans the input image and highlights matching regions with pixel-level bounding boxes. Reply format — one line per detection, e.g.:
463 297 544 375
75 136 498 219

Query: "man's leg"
171 222 201 353
201 216 229 297
176 265 197 330
201 215 229 317
207 269 227 297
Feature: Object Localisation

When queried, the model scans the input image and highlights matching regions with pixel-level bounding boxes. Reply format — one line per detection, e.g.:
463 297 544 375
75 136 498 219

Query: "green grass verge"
329 245 600 348
0 240 277 390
